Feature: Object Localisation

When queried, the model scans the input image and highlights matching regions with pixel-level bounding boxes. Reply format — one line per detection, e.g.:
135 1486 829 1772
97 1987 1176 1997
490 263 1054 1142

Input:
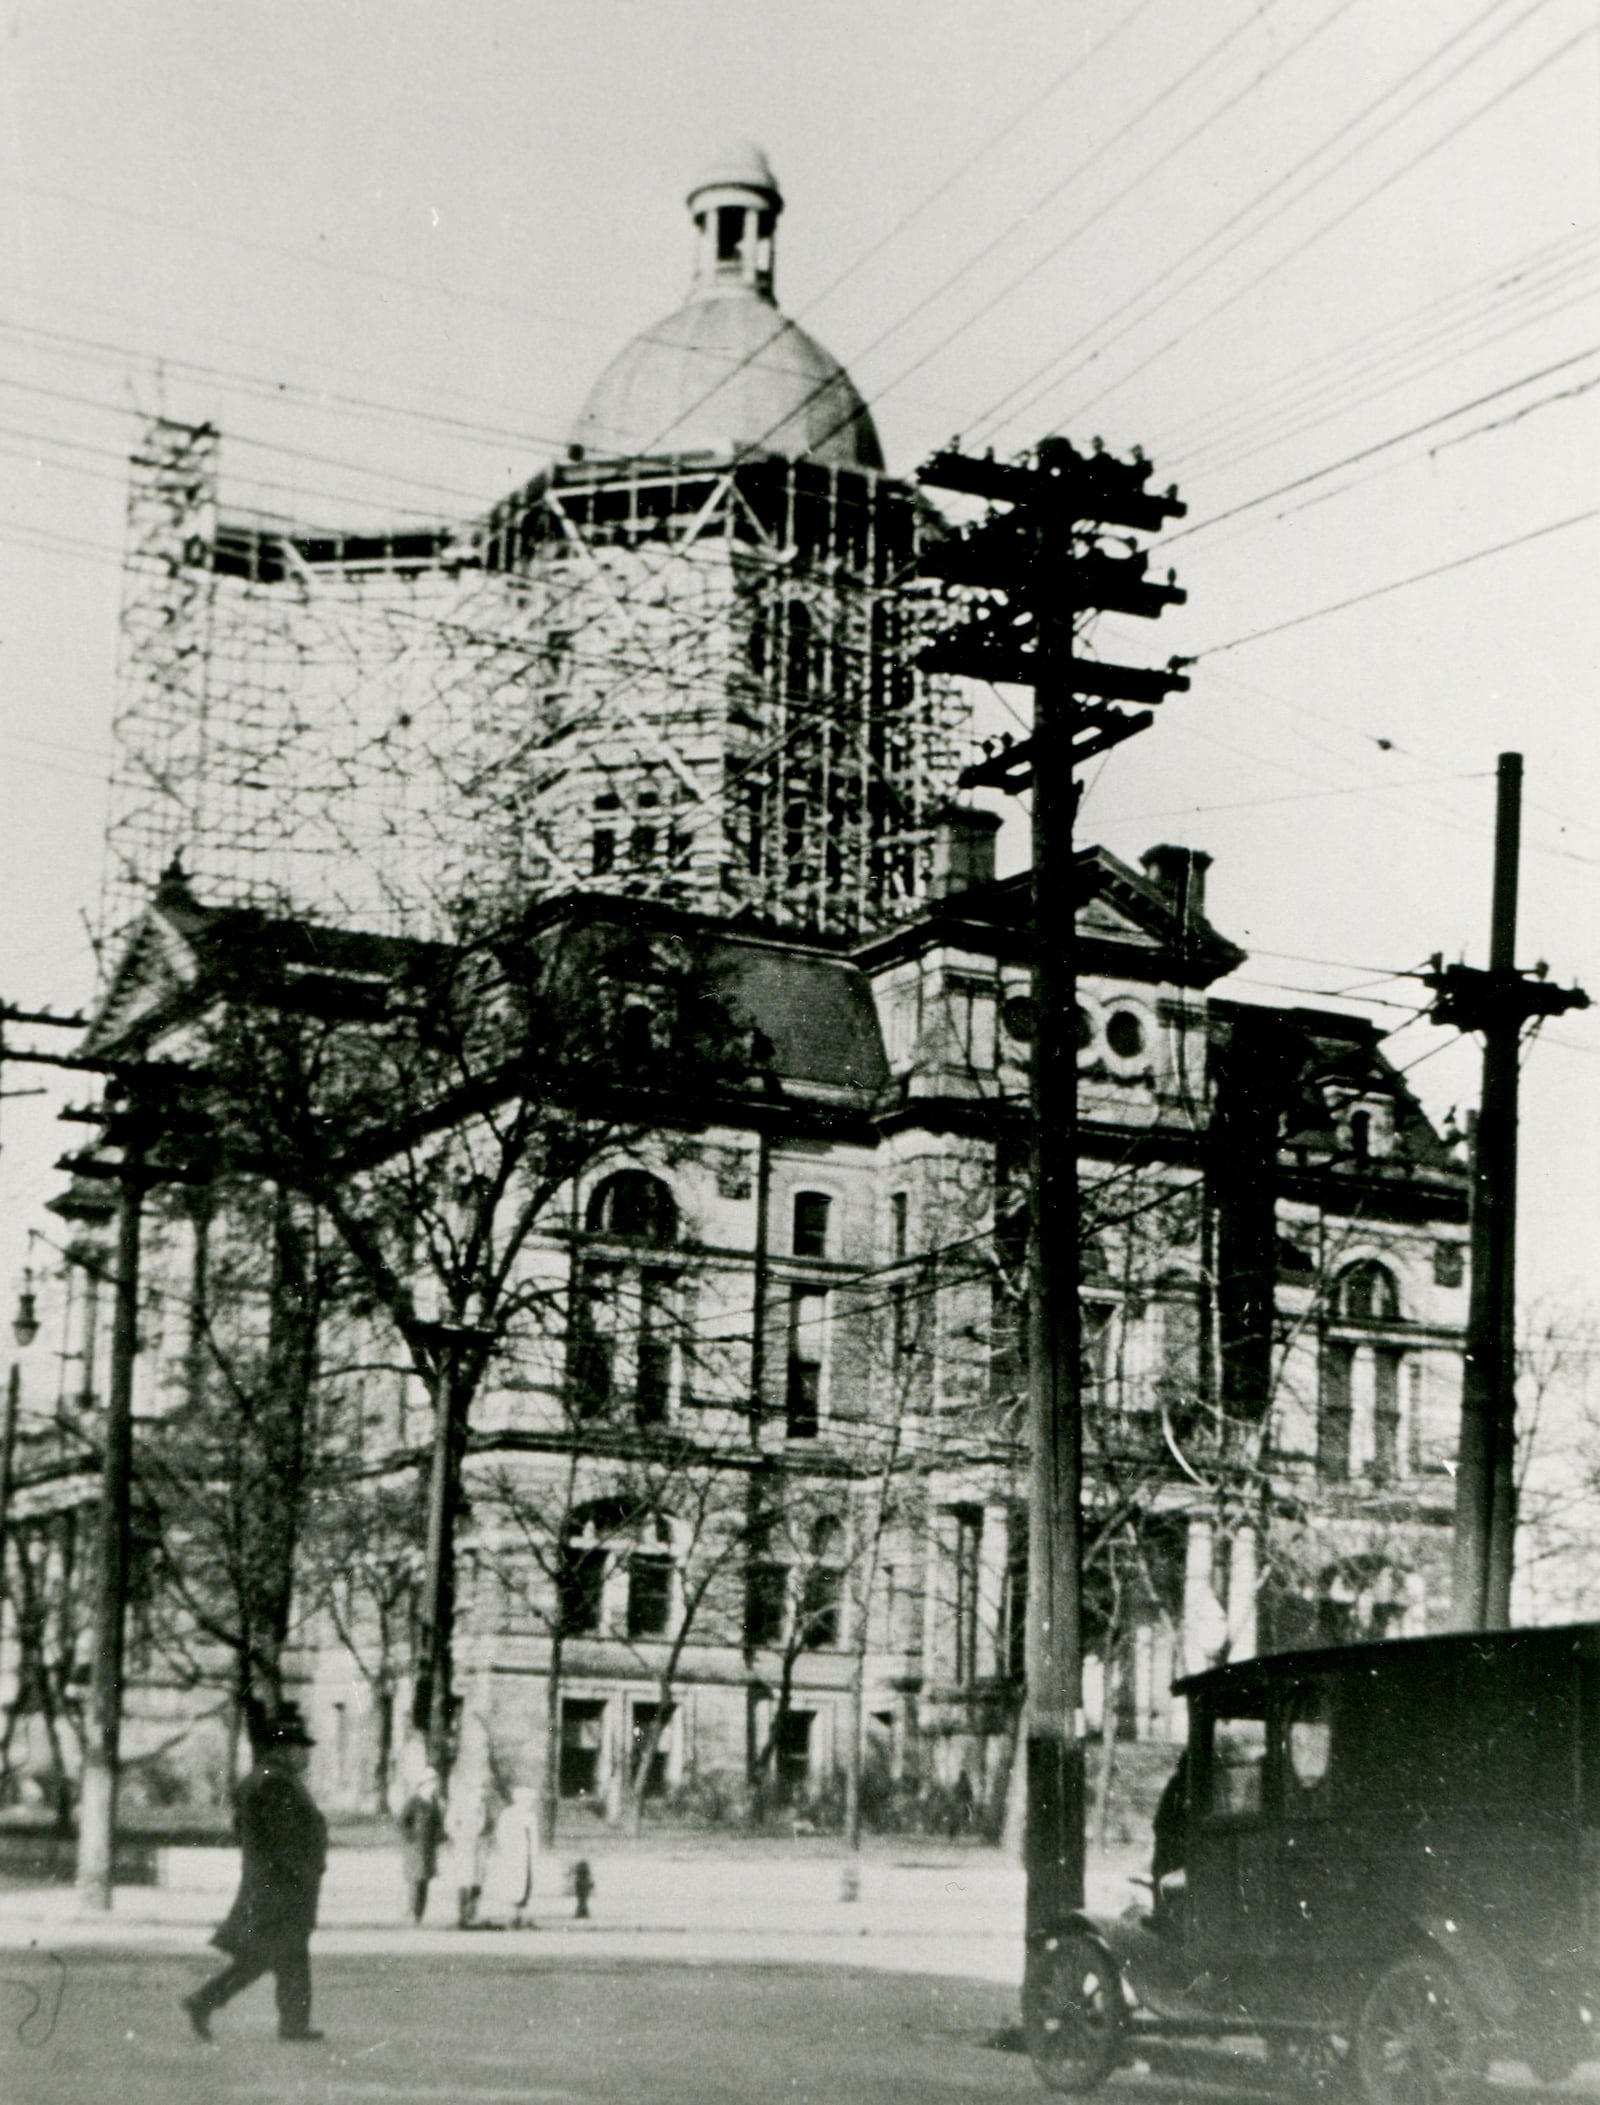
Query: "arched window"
1336 1260 1400 1322
586 1170 677 1247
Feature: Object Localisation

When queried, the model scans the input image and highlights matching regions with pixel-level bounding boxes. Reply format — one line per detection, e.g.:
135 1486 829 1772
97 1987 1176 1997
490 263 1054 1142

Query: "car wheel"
1267 2029 1351 2095
1354 1953 1484 2105
1023 1926 1126 2094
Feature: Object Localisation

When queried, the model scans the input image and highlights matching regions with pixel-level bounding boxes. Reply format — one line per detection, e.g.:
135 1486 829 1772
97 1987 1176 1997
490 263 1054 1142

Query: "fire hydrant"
573 1859 594 1920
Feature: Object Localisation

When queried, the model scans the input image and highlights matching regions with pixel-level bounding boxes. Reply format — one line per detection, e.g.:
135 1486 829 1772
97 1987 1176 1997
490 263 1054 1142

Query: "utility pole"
76 1121 149 1909
414 1319 492 1784
1427 752 1587 1631
0 1272 42 1640
917 437 1187 1943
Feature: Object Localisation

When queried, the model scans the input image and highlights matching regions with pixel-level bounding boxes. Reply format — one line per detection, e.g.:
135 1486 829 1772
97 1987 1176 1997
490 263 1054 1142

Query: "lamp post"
0 1269 42 1607
413 1319 494 1785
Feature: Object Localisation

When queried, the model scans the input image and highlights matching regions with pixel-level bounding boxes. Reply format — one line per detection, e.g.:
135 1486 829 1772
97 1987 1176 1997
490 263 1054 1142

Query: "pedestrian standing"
397 1766 447 1924
478 1784 539 1927
182 1704 328 2045
444 1764 503 1927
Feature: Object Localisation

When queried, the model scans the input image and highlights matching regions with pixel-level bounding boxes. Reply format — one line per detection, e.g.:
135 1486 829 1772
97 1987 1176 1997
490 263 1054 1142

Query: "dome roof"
687 141 779 210
570 295 883 472
569 146 883 474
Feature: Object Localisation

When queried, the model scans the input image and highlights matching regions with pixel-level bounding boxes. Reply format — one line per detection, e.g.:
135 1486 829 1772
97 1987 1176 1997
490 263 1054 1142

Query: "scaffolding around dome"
101 419 967 961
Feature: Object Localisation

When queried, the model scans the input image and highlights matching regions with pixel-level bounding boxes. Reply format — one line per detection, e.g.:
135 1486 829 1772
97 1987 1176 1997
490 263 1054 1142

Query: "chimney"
931 806 1002 898
1141 843 1211 922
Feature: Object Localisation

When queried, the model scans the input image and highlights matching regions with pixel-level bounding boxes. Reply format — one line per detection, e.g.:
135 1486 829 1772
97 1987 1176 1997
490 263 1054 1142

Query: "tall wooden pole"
1436 752 1592 1627
1023 666 1086 1934
1450 756 1524 1630
77 1140 146 1910
418 1329 470 1783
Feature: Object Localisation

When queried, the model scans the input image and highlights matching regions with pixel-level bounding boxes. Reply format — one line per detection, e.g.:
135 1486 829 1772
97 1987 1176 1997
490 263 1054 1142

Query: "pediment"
83 908 204 1056
1077 847 1246 990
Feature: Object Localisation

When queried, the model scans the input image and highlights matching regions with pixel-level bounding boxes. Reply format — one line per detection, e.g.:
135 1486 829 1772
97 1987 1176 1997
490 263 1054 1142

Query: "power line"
1061 13 1596 427
1151 221 1600 468
1194 507 1600 656
846 0 1338 433
977 0 1547 438
1168 342 1600 542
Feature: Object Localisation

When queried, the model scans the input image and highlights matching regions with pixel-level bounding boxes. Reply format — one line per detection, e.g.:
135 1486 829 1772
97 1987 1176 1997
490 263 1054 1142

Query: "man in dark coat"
397 1766 447 1924
182 1704 328 2043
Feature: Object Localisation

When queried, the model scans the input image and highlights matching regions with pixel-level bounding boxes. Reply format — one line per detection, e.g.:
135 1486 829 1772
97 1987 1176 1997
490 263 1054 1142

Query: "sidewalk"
0 1834 1149 1984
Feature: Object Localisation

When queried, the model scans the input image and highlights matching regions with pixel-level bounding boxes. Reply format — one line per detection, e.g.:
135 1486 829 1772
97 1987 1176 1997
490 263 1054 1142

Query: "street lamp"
1 1267 41 1678
13 1270 39 1348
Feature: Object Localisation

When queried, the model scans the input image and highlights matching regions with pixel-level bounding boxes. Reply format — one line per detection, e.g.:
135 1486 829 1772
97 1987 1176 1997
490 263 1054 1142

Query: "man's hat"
263 1702 316 1749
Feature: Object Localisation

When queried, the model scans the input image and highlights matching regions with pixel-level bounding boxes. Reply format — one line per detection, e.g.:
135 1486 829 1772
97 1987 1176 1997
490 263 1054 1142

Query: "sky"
0 1 1596 1351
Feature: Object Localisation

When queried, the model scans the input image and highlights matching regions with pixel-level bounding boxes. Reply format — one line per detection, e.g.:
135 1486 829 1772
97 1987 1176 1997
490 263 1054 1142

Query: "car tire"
1266 2029 1352 2095
1023 1926 1126 2094
1354 1952 1484 2105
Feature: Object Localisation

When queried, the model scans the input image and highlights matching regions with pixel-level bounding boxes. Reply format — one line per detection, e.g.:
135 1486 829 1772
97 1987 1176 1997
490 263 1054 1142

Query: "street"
1 1946 1596 2105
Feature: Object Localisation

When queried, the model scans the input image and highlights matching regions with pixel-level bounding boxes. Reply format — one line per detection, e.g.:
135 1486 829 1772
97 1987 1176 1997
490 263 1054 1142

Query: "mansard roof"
79 865 1458 1192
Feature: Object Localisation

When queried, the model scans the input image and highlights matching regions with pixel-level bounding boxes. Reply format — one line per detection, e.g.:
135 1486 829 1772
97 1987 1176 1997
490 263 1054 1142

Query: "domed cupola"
569 147 884 473
686 141 784 302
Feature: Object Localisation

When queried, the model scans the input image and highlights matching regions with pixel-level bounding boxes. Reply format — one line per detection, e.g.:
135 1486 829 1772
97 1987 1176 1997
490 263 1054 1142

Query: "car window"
1207 1711 1268 1818
1286 1683 1333 1799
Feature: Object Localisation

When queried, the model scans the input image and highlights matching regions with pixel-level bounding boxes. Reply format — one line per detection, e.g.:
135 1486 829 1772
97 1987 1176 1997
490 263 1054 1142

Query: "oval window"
1106 1009 1146 1060
1001 994 1036 1042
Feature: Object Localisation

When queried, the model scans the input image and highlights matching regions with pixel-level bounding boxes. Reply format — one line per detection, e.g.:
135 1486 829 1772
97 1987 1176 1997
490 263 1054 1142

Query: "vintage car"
1023 1621 1600 2100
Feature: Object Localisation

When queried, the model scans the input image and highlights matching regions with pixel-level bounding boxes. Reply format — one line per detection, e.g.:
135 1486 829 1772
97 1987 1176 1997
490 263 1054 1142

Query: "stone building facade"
1 149 1470 1828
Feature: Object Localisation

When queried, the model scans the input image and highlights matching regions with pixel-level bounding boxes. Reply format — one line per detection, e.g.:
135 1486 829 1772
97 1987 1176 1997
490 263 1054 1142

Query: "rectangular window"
786 1287 826 1438
775 1709 813 1804
570 1266 618 1418
1318 1343 1353 1479
800 1565 841 1649
1372 1347 1402 1480
636 1273 672 1426
591 828 616 876
952 1506 982 1685
792 1191 831 1258
890 1191 908 1261
559 1698 606 1799
559 1547 607 1635
629 1700 673 1798
745 1560 788 1647
1205 1705 1269 1821
890 1281 912 1360
627 1552 673 1640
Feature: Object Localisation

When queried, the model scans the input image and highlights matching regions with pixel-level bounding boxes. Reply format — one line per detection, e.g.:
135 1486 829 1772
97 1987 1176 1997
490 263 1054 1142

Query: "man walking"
182 1703 328 2044
397 1766 447 1924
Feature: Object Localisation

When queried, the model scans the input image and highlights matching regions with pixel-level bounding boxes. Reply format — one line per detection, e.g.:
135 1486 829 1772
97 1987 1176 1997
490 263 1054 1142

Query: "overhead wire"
1160 252 1600 489
1149 222 1600 468
1056 12 1597 428
1166 342 1600 543
837 0 1344 439
1192 506 1600 658
977 0 1559 438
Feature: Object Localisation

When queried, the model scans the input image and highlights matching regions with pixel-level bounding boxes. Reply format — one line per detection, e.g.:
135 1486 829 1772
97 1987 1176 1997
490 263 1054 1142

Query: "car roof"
1173 1619 1600 1700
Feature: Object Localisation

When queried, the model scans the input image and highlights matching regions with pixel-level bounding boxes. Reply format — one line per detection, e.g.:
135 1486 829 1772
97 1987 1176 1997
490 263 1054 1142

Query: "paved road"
2 1950 1034 2104
2 1945 1595 2105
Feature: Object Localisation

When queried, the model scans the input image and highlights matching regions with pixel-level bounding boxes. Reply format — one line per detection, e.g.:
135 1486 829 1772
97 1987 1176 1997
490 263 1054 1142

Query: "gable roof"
850 843 1246 988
